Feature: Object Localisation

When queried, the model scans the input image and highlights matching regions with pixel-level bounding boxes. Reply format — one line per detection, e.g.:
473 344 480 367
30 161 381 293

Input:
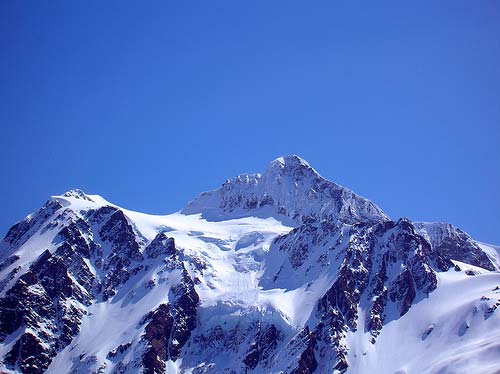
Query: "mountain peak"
50 189 112 210
268 154 311 170
1 158 498 374
265 155 319 180
62 189 94 201
183 155 389 224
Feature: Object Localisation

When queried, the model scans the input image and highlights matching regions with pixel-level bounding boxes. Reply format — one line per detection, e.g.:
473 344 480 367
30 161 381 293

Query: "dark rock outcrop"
142 244 200 373
1 164 497 374
243 322 281 370
290 327 317 374
145 232 176 259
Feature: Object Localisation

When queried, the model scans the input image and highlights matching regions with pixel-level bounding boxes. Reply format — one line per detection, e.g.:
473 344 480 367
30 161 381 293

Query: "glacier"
0 155 499 374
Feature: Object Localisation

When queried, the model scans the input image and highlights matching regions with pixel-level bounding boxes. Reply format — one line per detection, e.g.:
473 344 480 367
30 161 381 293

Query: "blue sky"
1 1 499 243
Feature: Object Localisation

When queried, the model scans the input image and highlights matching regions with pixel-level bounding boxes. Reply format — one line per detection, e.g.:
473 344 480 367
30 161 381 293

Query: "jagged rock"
0 158 498 374
142 281 199 371
5 332 53 374
290 327 317 374
416 222 495 271
243 322 281 369
145 232 176 258
107 342 132 360
142 304 173 373
183 155 389 225
3 199 63 248
0 254 20 271
142 249 200 373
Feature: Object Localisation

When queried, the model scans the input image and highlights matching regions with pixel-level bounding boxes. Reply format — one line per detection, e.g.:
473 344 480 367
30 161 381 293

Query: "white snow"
477 241 500 271
33 193 297 373
2 183 499 374
346 270 500 374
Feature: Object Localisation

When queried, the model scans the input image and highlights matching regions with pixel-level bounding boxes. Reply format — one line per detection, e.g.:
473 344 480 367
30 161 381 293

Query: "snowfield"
1 155 499 374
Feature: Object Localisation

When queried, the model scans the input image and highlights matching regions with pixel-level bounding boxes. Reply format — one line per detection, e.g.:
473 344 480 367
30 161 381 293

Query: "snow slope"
346 271 500 374
0 156 499 374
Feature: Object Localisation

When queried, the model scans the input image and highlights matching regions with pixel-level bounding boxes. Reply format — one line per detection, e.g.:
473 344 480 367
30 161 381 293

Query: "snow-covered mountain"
1 155 499 374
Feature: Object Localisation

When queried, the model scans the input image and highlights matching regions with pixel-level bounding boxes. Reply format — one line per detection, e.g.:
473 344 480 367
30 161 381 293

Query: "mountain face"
1 155 499 374
183 155 388 226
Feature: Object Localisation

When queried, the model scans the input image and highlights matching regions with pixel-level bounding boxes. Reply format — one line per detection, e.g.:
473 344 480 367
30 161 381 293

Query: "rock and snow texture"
183 155 389 225
0 155 499 374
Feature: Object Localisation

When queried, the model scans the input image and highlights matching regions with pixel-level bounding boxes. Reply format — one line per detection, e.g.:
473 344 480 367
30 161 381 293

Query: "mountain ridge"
1 155 499 374
183 155 389 225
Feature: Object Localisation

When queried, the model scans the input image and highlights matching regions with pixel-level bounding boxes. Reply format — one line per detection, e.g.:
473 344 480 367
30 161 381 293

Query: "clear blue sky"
1 1 499 243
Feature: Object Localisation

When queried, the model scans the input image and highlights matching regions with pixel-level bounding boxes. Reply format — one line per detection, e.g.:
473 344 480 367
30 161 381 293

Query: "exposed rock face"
142 303 173 373
90 206 145 300
243 322 281 370
145 232 176 259
0 205 102 373
141 260 199 373
260 214 494 373
183 155 389 225
290 327 317 374
0 244 92 373
0 197 199 373
415 222 496 271
3 199 63 248
1 158 499 374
